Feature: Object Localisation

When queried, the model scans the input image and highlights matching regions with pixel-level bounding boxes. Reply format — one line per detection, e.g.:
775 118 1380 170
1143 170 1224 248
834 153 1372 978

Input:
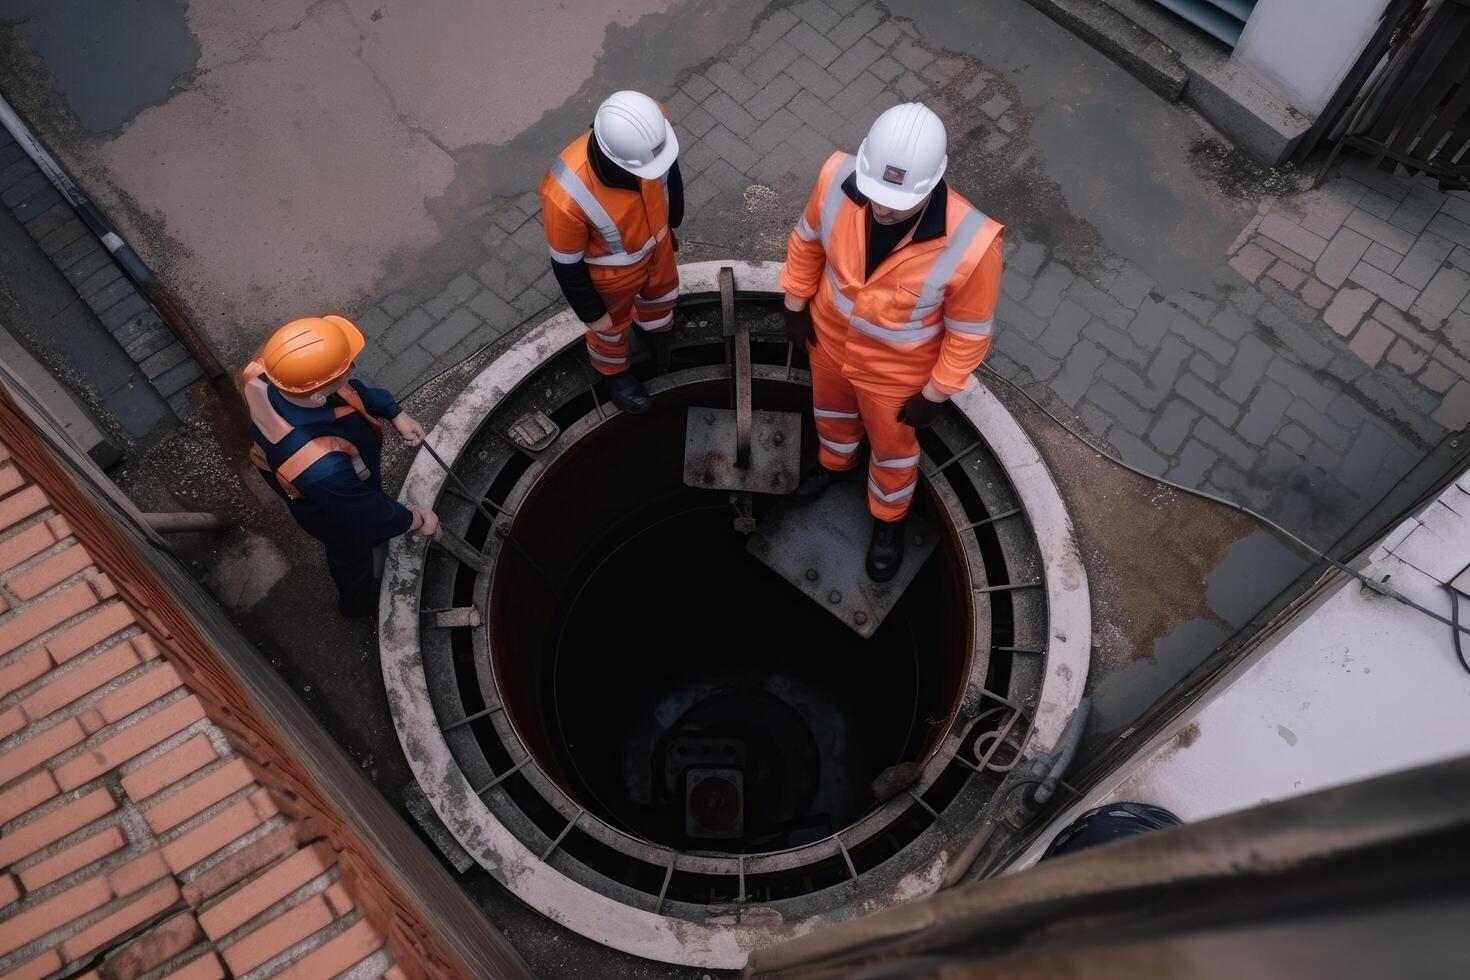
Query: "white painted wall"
1233 0 1392 117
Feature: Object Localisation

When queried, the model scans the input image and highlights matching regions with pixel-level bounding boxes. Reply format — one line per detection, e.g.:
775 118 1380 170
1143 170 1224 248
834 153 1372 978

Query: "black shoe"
866 518 906 583
791 467 847 503
605 371 652 414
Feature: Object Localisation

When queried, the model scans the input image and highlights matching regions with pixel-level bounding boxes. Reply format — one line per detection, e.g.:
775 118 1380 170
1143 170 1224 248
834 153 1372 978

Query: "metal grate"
1150 0 1258 47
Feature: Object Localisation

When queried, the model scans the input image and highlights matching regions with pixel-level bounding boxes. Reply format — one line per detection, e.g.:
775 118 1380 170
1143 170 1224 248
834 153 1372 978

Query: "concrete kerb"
378 260 1090 968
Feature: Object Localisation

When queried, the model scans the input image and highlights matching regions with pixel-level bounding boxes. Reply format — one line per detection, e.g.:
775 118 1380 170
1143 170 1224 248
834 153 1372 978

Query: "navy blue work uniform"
243 363 413 614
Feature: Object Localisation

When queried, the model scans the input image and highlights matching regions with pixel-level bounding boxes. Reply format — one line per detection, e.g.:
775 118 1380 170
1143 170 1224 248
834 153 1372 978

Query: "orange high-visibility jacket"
780 151 1005 396
541 132 672 269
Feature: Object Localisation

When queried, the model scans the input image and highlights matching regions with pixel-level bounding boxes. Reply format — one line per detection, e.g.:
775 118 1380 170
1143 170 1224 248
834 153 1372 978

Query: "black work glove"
898 392 944 429
783 305 816 347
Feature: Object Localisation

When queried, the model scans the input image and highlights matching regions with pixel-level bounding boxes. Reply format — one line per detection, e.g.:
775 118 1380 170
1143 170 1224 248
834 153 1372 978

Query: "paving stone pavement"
352 0 1467 552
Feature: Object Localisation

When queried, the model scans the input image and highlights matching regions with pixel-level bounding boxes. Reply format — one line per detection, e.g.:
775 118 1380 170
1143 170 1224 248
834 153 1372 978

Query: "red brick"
182 825 303 906
197 841 336 940
0 770 58 823
0 788 116 866
45 514 71 541
383 966 408 980
323 880 354 916
0 486 47 534
160 798 262 874
0 582 99 657
162 952 224 980
0 646 50 699
250 787 280 819
222 894 334 974
0 873 18 907
109 849 171 897
93 574 118 600
20 641 141 721
144 757 255 834
0 716 84 785
18 826 125 890
8 948 63 980
0 524 55 575
53 695 205 790
131 633 160 661
275 917 384 980
98 663 181 724
121 734 216 802
8 544 91 601
77 707 107 734
0 705 23 740
45 601 133 663
62 880 181 961
97 910 201 980
0 875 111 957
0 465 22 497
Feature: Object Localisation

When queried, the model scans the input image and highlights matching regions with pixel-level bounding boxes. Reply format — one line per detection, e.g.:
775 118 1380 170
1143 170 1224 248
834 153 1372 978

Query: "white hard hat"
594 90 679 179
855 102 948 210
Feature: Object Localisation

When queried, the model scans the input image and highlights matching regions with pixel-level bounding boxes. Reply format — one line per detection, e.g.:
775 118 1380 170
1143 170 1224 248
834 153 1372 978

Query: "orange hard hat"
260 315 365 394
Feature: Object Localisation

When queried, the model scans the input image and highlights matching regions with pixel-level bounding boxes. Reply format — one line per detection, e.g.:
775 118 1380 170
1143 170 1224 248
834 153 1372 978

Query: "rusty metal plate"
745 476 937 638
683 407 802 495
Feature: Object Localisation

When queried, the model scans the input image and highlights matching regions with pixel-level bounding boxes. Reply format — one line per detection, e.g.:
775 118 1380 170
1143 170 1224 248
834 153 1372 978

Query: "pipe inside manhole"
490 375 966 853
382 261 1090 968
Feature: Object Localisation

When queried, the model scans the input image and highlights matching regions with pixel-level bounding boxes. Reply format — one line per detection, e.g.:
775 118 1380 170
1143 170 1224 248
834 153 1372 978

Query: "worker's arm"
541 178 608 323
779 152 844 303
928 228 1004 398
666 160 684 229
295 457 415 540
348 379 402 419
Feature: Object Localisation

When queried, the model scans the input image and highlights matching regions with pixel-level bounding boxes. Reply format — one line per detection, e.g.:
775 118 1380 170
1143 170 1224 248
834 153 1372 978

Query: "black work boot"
792 467 848 503
605 370 652 415
866 517 906 583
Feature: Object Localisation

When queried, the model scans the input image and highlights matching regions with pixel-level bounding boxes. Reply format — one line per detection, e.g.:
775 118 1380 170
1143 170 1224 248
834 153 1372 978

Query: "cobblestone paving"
353 0 1467 552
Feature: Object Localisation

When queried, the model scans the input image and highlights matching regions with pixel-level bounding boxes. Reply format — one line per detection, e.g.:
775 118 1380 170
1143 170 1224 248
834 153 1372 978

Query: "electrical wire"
978 362 1470 643
1446 585 1470 676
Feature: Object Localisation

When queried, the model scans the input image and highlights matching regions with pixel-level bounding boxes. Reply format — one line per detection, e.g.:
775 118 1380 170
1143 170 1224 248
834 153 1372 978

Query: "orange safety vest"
540 131 671 269
781 152 1005 395
241 362 382 501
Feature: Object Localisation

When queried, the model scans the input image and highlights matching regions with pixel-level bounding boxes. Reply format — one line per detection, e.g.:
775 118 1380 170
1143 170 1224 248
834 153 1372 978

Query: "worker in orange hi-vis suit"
780 102 1005 582
540 90 683 415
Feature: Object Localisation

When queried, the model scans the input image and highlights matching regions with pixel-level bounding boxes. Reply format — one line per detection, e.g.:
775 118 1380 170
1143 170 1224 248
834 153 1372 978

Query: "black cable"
1447 585 1470 676
978 363 1470 641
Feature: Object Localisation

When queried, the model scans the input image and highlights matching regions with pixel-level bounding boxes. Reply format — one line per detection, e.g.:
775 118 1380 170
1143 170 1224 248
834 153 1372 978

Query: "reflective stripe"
242 371 292 444
819 436 862 455
944 316 993 337
588 348 629 365
868 476 917 504
550 159 625 253
819 155 857 247
638 286 680 305
549 245 585 263
920 207 987 297
637 311 673 330
591 329 622 343
794 215 819 242
276 435 361 484
872 453 920 469
584 236 658 266
850 316 943 345
825 265 853 313
813 406 861 420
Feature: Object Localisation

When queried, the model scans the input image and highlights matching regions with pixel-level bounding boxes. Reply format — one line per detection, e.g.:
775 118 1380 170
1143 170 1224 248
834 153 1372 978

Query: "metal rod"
934 439 984 473
474 756 530 796
655 854 676 914
975 581 1042 594
540 808 582 861
443 482 509 518
994 645 1043 655
906 789 941 822
963 508 1021 531
737 855 747 903
835 835 858 882
442 703 502 731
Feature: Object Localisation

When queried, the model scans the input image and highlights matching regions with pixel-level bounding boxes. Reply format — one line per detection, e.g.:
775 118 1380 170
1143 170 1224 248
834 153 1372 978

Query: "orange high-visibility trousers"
583 233 679 375
809 339 921 523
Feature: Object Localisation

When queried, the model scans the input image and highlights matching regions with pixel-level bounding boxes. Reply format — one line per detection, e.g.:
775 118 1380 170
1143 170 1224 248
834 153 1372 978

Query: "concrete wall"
1233 0 1391 118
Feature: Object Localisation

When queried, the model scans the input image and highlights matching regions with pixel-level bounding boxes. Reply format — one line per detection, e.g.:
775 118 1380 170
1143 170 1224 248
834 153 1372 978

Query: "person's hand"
782 295 815 348
897 390 945 428
412 508 440 538
393 413 426 446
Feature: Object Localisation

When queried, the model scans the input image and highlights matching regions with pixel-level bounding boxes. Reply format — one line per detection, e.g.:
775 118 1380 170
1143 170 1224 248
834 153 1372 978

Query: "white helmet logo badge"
881 165 907 185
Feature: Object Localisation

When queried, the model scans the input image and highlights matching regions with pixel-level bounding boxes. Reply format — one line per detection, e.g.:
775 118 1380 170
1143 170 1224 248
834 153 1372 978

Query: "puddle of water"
1207 529 1311 626
0 0 198 132
1090 616 1229 734
884 0 1254 293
